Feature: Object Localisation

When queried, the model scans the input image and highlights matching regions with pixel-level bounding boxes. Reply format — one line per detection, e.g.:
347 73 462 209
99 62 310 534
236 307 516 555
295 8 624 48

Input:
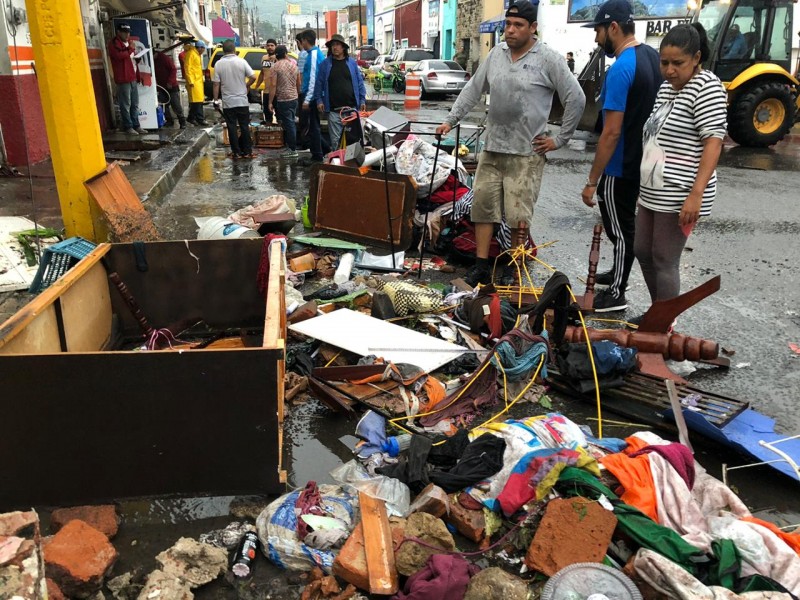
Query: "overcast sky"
247 0 357 26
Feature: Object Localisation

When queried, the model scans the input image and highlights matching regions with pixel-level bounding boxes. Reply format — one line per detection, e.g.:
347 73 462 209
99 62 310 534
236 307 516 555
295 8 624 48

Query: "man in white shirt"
213 39 257 158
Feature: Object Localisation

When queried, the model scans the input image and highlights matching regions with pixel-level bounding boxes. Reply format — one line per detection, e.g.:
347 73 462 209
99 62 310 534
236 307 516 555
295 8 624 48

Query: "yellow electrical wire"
324 351 342 367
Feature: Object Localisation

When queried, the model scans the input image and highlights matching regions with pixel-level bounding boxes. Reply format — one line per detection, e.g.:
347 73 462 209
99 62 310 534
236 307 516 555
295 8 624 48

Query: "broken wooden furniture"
307 164 417 249
0 238 287 509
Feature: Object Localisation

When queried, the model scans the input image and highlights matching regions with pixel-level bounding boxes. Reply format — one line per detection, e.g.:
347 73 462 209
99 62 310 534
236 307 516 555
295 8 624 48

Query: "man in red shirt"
154 46 186 128
107 23 145 134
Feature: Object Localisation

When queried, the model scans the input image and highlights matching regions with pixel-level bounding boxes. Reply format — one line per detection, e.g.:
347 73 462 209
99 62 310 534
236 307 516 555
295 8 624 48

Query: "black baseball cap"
506 0 538 24
116 23 131 31
581 0 635 27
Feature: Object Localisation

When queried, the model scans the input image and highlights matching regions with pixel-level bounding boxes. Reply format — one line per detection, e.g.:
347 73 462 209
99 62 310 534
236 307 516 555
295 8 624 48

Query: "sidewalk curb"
139 130 210 206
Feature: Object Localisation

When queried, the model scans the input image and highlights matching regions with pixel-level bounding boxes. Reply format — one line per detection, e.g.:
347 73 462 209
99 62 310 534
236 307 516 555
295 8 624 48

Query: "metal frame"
721 433 800 486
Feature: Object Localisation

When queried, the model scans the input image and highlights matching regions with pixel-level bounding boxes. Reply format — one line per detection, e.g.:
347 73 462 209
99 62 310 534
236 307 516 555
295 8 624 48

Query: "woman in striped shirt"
635 23 727 306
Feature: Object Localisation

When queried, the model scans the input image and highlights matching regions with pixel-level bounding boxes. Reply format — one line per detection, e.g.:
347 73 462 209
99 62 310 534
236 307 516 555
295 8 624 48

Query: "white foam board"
289 308 466 373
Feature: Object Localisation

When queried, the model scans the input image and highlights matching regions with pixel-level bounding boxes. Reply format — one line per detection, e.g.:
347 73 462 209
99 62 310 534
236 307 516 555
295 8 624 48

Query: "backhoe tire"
728 81 795 148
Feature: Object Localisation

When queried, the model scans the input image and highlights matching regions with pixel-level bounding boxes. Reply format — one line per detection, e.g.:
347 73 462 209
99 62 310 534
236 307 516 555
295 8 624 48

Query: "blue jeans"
327 110 344 150
117 82 140 130
275 100 297 151
307 101 323 160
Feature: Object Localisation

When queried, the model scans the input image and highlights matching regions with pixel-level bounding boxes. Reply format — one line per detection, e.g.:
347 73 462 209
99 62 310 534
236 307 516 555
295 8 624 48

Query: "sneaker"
123 128 138 135
594 270 631 291
464 264 491 287
593 289 628 312
626 314 644 329
281 149 299 158
135 128 147 135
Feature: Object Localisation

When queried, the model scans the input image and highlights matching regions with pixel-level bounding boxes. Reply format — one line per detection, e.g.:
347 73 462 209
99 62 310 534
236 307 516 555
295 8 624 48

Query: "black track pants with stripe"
597 174 639 297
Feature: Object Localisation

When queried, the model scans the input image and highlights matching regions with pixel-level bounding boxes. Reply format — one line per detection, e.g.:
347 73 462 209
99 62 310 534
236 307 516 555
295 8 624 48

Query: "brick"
288 300 318 324
406 484 449 519
51 505 119 539
445 498 486 543
43 520 118 598
0 510 38 536
46 578 67 600
332 518 406 592
524 497 617 576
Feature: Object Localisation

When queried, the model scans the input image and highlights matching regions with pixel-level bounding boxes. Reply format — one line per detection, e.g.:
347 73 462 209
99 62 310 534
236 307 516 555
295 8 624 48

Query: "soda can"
232 531 259 577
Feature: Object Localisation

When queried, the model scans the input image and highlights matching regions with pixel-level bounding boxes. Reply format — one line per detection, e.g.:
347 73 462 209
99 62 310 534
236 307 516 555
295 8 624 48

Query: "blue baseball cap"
581 0 635 27
195 40 207 49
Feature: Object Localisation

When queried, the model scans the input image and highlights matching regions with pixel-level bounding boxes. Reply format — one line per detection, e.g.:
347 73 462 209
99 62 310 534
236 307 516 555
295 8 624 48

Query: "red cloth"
295 481 325 539
107 36 137 84
394 554 480 600
154 51 178 88
428 174 470 205
629 443 696 490
257 234 286 298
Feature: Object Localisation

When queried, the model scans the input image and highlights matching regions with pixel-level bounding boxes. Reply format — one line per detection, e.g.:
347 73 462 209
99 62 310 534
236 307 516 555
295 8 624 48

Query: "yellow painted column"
27 0 107 241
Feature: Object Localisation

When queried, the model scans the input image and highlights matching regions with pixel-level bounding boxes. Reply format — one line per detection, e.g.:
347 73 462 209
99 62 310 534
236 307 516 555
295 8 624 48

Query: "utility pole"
238 0 245 45
357 0 363 47
316 11 320 38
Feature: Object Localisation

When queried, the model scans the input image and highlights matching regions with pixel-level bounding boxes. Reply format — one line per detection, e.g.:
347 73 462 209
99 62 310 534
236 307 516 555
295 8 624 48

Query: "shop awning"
479 14 505 33
211 18 237 43
101 0 212 44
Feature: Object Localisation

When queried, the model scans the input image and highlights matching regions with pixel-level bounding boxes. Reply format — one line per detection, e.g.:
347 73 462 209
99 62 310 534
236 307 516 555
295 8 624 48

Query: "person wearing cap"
313 34 366 150
184 40 207 125
436 0 585 287
579 0 662 313
255 39 279 124
108 23 146 135
213 39 257 158
154 45 187 129
268 45 301 158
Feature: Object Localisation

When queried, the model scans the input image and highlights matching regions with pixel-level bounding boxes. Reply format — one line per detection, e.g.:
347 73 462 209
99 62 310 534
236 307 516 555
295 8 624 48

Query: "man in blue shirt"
314 34 367 150
298 29 326 163
580 0 662 312
722 24 747 59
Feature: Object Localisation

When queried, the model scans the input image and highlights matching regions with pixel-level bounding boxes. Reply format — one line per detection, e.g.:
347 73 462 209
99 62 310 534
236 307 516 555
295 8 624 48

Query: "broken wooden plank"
358 492 399 595
307 376 356 414
312 364 388 381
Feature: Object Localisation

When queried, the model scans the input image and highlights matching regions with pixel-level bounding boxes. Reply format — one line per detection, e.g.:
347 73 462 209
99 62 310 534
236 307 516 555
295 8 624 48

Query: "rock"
155 537 227 587
106 572 137 600
464 567 528 600
51 505 120 539
332 518 406 591
445 498 486 543
136 570 193 600
524 497 617 576
43 520 118 598
0 510 38 536
395 513 456 577
46 578 67 600
405 484 449 519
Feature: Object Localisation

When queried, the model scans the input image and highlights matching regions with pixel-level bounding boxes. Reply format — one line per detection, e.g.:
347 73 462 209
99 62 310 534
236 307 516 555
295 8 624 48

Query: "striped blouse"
639 70 727 216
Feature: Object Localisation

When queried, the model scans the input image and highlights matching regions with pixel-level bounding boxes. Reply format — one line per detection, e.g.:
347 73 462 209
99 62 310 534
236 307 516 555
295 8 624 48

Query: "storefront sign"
645 18 691 35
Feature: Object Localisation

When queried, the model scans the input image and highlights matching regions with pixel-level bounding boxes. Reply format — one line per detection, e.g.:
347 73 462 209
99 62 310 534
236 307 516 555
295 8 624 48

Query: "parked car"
408 60 470 97
388 48 435 73
369 54 393 74
355 45 380 67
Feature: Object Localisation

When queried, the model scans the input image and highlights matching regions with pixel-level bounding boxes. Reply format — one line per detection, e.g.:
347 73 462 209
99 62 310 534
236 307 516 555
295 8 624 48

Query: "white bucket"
195 217 260 240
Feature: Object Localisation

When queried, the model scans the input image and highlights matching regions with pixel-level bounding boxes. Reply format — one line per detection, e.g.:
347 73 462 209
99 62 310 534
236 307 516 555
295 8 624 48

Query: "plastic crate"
29 237 97 293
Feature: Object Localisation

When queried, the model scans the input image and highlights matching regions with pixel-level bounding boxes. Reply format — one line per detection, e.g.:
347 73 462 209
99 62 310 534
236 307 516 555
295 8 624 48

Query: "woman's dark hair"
661 22 710 63
275 45 288 59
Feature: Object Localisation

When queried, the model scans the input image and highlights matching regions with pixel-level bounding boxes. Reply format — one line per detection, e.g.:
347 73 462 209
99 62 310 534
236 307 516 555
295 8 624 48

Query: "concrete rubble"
395 513 456 577
136 537 228 599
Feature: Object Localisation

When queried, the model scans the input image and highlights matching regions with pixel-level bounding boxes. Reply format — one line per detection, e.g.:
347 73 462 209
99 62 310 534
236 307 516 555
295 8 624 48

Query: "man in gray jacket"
436 0 585 286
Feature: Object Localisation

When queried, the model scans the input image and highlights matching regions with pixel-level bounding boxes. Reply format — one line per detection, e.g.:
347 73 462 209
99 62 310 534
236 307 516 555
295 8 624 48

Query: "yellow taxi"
204 46 298 102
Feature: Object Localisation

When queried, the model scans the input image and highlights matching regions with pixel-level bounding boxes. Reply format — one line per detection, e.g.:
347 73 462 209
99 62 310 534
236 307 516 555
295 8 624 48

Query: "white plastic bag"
330 459 411 517
256 484 357 573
